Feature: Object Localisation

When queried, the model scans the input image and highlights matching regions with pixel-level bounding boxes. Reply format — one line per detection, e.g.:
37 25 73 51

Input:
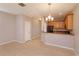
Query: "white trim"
0 40 15 45
73 50 79 56
14 40 26 43
0 40 31 45
43 41 74 50
73 51 78 56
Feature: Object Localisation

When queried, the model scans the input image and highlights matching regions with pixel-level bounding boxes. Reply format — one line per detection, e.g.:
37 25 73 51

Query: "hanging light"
38 18 42 21
46 3 54 21
46 17 48 21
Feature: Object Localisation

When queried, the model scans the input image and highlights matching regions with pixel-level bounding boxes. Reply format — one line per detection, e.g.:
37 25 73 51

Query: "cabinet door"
67 15 73 30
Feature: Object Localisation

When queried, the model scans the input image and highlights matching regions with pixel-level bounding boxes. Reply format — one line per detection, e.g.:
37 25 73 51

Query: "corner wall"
16 15 25 43
73 4 79 55
31 18 41 39
16 15 41 42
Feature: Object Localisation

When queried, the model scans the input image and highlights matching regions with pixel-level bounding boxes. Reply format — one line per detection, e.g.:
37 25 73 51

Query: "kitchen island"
41 32 74 50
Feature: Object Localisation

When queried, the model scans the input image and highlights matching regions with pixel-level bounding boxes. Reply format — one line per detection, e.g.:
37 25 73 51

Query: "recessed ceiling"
0 3 78 19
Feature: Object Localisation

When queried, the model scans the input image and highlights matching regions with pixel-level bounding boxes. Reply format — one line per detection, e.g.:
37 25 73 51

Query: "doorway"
24 20 31 41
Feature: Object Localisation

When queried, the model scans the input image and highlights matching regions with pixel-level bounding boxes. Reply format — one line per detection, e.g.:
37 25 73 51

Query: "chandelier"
45 3 54 21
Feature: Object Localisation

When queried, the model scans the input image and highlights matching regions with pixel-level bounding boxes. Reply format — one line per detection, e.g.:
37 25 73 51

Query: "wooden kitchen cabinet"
65 14 73 30
48 21 65 29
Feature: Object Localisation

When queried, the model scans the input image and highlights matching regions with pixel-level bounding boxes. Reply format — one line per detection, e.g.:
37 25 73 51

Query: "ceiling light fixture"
38 18 42 21
46 3 54 21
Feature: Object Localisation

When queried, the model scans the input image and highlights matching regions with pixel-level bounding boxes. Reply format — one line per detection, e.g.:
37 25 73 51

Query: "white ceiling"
0 3 78 19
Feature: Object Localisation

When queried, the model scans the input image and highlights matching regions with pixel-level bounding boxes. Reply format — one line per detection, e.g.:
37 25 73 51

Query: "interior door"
24 20 31 41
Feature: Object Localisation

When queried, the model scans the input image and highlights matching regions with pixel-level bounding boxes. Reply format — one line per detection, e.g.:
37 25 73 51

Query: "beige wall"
16 15 41 42
31 18 41 39
16 15 33 43
41 17 47 32
0 11 16 43
73 5 79 55
16 15 25 43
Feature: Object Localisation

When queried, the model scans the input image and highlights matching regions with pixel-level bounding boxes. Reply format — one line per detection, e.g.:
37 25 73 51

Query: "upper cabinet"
65 14 73 30
48 21 65 29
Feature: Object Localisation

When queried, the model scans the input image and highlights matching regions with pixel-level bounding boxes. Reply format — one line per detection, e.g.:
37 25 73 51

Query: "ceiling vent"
18 3 26 7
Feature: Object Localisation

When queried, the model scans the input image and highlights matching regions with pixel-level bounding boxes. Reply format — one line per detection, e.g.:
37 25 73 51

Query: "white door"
24 21 31 41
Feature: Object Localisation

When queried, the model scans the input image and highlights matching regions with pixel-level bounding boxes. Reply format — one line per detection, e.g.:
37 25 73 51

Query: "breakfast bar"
41 32 74 49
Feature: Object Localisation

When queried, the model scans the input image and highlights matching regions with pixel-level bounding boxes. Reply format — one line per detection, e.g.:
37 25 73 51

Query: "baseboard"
0 39 31 45
14 40 26 43
43 41 74 51
0 40 15 45
73 51 78 56
73 50 79 56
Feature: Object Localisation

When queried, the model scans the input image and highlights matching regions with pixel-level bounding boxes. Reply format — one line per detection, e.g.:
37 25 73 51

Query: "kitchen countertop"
42 32 74 36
